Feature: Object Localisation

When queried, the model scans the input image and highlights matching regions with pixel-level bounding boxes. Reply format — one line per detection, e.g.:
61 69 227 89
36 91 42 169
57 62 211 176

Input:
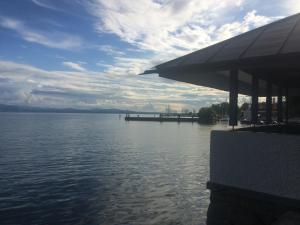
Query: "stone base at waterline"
206 182 300 225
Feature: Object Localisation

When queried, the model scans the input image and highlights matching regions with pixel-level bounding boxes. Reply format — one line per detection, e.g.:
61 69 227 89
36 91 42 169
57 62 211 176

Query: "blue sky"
0 0 298 111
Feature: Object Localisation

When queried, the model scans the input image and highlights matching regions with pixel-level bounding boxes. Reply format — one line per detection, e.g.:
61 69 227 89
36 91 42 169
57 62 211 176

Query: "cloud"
243 0 300 16
0 60 226 111
63 61 86 71
0 17 83 50
211 10 275 42
32 0 61 11
0 1 287 111
84 0 256 55
82 0 277 79
93 10 275 78
282 0 300 14
97 44 125 56
103 56 153 76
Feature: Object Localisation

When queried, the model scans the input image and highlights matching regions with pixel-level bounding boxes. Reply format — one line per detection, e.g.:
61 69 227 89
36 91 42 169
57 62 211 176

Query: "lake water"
0 113 228 225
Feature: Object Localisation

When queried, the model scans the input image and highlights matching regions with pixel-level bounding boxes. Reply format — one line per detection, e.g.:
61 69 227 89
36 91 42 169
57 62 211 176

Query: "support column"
266 82 272 124
285 88 289 124
229 69 238 127
251 76 258 125
277 87 283 123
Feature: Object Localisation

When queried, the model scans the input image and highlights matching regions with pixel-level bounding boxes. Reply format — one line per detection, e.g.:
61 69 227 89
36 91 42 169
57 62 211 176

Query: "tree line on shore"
197 102 250 124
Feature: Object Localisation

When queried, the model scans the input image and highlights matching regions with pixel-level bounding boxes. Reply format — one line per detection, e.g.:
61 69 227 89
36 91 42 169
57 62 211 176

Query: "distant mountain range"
0 104 145 114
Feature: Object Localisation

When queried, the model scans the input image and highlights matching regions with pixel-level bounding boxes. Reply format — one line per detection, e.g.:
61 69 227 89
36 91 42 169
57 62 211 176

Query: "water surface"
0 113 228 225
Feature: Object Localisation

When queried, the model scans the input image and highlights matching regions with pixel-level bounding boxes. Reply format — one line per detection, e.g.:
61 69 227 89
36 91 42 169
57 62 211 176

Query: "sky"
0 0 299 112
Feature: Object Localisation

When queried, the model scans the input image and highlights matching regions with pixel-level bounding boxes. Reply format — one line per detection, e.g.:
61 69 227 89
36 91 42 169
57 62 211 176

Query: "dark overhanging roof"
143 13 300 96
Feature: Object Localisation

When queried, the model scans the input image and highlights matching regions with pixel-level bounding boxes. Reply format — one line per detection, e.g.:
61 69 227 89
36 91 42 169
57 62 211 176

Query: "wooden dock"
125 115 199 122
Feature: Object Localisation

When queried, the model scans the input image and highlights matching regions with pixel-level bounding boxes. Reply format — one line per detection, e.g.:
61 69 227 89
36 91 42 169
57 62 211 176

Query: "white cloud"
97 44 125 56
0 17 83 50
85 0 251 55
104 56 153 76
83 0 277 79
212 10 275 42
89 9 275 79
31 0 84 18
32 0 60 11
243 0 300 16
0 1 288 110
282 0 300 14
0 60 226 111
63 61 86 72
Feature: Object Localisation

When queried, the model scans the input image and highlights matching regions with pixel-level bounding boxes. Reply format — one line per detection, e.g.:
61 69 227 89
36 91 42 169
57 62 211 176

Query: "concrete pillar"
266 82 272 124
251 76 258 125
229 69 238 127
277 87 283 123
285 88 289 124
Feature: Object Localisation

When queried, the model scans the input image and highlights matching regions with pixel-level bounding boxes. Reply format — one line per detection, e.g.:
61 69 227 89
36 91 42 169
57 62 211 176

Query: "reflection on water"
0 113 228 225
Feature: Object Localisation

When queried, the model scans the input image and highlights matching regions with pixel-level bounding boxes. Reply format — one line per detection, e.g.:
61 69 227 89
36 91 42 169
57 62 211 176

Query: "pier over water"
125 114 199 122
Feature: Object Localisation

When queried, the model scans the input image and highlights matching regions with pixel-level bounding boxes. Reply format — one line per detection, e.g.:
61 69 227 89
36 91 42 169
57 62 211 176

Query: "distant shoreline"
0 104 158 114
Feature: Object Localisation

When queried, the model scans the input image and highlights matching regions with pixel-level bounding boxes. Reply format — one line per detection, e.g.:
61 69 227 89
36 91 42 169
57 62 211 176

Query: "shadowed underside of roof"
144 13 300 96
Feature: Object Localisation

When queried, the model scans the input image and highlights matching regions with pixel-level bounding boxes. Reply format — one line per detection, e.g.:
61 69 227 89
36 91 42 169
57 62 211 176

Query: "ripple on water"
0 113 226 225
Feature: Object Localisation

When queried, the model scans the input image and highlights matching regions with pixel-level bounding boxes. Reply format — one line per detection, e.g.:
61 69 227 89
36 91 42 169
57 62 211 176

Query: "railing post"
229 69 238 127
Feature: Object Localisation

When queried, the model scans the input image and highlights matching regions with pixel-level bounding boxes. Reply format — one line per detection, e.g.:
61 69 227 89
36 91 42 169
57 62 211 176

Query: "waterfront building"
143 13 300 224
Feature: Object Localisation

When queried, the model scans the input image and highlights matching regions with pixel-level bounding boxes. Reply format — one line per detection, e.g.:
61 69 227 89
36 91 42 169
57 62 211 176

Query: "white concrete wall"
210 130 300 200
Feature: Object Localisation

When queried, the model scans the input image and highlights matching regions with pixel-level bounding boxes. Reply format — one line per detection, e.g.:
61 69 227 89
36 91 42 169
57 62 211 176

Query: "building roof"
144 13 300 96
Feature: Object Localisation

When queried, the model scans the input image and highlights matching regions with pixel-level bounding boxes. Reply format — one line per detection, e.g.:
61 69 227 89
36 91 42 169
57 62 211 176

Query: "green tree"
198 107 216 124
210 102 229 119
